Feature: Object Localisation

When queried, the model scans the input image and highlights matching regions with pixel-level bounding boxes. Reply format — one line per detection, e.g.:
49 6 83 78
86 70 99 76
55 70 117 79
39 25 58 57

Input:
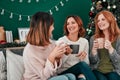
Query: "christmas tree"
85 0 120 40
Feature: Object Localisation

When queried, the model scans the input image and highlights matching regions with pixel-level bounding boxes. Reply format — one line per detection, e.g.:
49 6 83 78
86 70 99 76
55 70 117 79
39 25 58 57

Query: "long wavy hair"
94 10 120 42
63 15 85 38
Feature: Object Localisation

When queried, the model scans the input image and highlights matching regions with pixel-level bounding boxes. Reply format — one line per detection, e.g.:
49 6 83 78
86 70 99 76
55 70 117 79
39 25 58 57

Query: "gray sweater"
89 36 120 75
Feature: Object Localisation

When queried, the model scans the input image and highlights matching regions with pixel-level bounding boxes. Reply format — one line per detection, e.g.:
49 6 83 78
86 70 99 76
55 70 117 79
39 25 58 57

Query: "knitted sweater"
56 36 89 73
90 36 120 75
23 42 62 80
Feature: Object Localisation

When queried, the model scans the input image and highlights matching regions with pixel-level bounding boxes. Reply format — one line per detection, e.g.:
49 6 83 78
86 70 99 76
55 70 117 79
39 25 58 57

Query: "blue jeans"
59 62 97 80
49 73 76 80
93 70 120 80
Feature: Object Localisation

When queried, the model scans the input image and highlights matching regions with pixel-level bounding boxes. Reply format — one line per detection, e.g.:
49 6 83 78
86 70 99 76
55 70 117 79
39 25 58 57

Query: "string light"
1 9 4 15
0 0 69 21
36 0 39 2
19 15 22 21
28 0 31 3
9 13 13 19
27 16 30 21
19 0 23 3
103 0 106 2
112 5 116 9
55 6 59 11
11 0 39 3
92 2 95 5
91 6 94 11
48 0 68 14
49 10 53 15
107 5 111 9
66 0 69 2
10 0 69 4
10 0 13 1
60 1 64 6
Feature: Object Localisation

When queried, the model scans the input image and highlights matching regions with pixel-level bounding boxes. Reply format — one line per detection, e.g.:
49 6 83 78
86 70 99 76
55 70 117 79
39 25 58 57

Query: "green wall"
0 0 92 40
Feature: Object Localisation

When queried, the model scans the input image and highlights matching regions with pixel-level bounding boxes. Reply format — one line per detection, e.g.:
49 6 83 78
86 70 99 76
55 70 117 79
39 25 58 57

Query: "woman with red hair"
90 10 120 80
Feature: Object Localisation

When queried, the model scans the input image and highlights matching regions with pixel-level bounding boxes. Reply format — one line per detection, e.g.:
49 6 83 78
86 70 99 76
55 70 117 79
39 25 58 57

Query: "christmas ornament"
96 1 103 10
89 11 95 18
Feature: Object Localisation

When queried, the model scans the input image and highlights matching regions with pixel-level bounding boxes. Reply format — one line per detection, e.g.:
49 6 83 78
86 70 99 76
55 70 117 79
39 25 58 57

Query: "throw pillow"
6 49 24 80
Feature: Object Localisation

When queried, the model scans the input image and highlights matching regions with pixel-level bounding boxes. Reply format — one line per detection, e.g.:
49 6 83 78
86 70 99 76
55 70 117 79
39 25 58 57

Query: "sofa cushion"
6 48 24 80
0 51 6 80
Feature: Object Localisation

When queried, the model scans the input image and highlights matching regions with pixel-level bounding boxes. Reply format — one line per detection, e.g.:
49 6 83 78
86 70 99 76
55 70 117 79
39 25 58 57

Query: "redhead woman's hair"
26 12 54 46
94 10 120 41
64 15 85 37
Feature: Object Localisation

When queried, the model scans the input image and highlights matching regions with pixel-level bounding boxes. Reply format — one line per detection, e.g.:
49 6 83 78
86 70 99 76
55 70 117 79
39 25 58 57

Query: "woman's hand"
104 40 114 54
92 39 99 55
64 45 72 55
48 43 66 64
76 51 87 61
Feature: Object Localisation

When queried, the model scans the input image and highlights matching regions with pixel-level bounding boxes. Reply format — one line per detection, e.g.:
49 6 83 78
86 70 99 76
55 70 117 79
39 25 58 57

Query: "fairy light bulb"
19 0 23 3
66 0 69 2
49 10 53 15
11 0 14 1
103 0 106 2
19 15 22 21
112 5 116 9
107 5 111 9
88 29 92 35
1 9 4 15
28 0 31 3
9 13 13 19
60 1 64 6
86 28 89 31
27 16 30 21
91 6 94 11
55 6 59 11
36 0 39 2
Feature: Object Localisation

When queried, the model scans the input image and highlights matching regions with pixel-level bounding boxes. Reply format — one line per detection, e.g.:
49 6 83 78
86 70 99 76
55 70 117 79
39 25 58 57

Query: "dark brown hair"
26 12 54 46
94 10 120 41
64 15 85 37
